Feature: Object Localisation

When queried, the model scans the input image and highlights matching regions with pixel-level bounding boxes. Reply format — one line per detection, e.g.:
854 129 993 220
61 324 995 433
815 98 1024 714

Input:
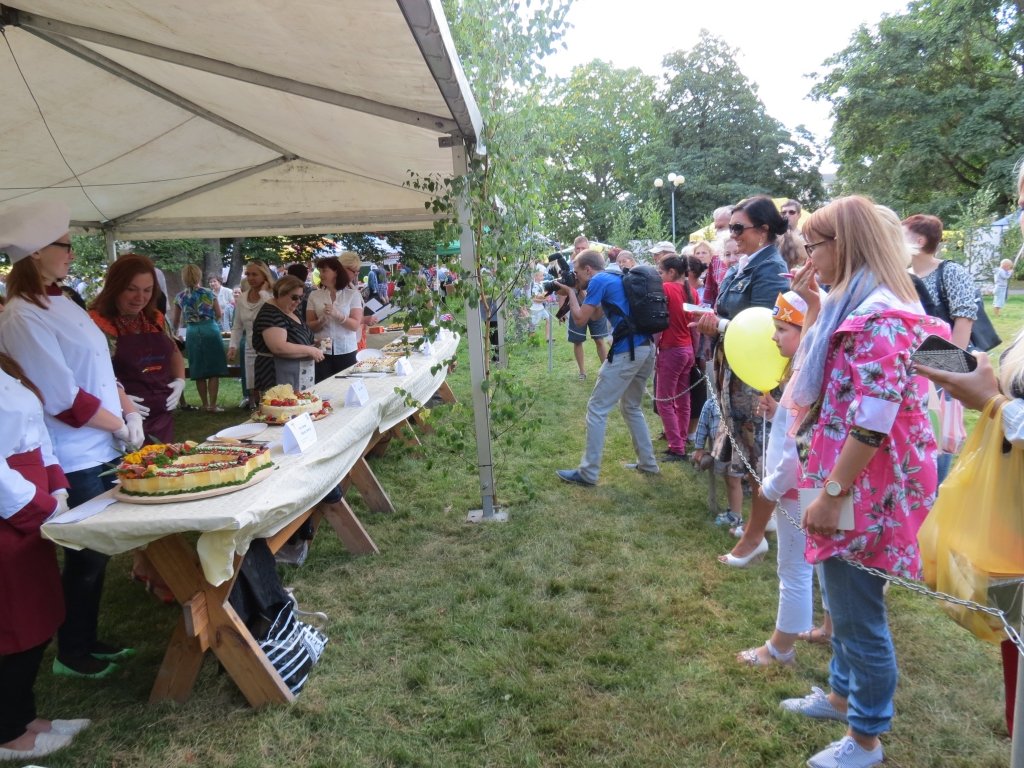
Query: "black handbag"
936 260 1002 352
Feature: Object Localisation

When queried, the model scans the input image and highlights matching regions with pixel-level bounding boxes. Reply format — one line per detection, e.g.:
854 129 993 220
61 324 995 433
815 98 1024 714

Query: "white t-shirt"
307 286 363 355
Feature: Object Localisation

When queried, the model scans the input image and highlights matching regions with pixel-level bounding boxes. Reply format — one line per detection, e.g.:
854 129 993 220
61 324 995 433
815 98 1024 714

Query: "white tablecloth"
42 330 459 585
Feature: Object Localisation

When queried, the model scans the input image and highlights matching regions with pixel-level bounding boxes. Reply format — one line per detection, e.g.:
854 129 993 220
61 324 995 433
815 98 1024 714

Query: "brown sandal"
798 627 832 645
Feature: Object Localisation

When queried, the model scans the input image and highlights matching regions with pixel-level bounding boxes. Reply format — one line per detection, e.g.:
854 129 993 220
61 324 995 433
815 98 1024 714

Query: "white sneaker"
765 513 777 533
806 735 883 768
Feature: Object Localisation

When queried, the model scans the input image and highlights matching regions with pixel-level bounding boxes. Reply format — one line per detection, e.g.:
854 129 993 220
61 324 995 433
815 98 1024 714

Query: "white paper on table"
281 412 318 454
345 380 371 407
418 340 433 356
47 493 118 525
394 357 413 377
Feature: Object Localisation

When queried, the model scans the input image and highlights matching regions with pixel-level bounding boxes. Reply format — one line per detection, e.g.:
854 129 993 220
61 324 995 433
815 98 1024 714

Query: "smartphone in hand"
911 334 978 374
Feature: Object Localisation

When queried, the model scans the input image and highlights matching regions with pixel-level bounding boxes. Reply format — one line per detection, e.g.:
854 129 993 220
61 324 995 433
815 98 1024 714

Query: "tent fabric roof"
0 0 483 239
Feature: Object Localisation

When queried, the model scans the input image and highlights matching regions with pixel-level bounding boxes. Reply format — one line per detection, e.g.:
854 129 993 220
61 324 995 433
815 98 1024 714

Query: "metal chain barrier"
699 367 1024 656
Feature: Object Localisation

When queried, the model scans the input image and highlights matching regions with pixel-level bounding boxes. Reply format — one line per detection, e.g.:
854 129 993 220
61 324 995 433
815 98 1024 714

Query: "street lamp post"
653 173 685 243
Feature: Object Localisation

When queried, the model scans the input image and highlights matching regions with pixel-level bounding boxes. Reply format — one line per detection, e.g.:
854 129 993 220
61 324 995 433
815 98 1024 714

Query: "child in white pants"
736 291 813 667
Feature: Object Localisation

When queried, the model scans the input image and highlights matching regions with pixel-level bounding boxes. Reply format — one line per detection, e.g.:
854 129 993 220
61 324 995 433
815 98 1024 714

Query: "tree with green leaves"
814 0 1024 218
660 30 825 232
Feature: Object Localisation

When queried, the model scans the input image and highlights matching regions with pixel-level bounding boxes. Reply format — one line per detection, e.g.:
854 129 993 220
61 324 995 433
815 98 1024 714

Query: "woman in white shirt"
0 201 141 680
0 354 91 761
306 255 364 381
228 261 274 409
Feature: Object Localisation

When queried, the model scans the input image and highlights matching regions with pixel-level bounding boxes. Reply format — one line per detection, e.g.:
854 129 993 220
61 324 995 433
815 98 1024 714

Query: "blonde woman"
780 196 948 768
228 261 274 408
172 264 228 412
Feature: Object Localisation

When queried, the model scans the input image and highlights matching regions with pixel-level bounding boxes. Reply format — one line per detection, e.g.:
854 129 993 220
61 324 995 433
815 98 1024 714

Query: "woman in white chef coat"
0 353 90 761
0 201 143 680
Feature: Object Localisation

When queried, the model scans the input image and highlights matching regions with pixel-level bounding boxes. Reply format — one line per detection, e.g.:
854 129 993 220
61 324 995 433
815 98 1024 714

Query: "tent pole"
1012 632 1023 768
451 142 504 522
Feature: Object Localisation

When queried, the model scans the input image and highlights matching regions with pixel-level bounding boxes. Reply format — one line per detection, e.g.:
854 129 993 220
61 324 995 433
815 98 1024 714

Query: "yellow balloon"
723 307 788 392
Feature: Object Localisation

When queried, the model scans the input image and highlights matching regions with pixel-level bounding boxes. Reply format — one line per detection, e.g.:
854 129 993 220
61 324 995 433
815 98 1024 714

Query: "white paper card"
281 412 318 454
419 340 433 356
395 357 413 376
47 492 117 524
345 380 371 407
371 302 401 323
797 489 856 531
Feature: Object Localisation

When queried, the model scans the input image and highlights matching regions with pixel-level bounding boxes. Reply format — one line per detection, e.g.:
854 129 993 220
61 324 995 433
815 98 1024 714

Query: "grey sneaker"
806 736 883 768
780 686 848 723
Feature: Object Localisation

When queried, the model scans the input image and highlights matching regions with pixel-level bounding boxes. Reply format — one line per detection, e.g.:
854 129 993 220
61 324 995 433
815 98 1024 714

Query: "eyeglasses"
48 241 73 252
287 293 303 301
728 223 758 235
804 238 834 256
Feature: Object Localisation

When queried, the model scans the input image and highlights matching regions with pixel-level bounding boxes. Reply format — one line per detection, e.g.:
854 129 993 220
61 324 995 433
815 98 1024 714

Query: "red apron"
113 329 178 443
0 448 64 654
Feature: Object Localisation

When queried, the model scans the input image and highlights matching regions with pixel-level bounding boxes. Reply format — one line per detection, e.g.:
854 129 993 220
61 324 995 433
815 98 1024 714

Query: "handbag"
918 397 1024 643
257 601 328 694
936 260 1002 352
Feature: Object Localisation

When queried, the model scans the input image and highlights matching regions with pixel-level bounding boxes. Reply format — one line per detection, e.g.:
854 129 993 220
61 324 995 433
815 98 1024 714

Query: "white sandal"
737 638 796 667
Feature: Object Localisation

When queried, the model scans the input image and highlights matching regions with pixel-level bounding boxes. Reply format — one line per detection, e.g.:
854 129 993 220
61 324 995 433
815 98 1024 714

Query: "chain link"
700 368 1024 655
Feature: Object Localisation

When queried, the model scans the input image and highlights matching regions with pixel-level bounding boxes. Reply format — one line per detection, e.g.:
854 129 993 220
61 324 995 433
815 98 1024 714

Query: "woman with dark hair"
89 254 185 443
252 275 324 393
307 256 363 380
693 196 789 563
172 263 228 412
0 201 140 679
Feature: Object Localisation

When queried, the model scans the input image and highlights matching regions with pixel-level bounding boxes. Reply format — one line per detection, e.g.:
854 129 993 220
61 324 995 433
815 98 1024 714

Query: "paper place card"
281 412 318 454
345 380 371 407
418 340 433 356
47 492 117 524
394 357 413 376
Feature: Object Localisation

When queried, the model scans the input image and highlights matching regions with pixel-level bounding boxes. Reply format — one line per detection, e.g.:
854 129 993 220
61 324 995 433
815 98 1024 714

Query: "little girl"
736 291 815 666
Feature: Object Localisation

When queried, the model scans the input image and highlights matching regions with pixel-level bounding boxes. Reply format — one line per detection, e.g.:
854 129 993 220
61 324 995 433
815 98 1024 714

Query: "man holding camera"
554 249 659 486
566 235 608 380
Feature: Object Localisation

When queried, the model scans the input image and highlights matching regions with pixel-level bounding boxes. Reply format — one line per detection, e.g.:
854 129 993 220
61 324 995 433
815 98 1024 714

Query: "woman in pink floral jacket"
778 197 948 768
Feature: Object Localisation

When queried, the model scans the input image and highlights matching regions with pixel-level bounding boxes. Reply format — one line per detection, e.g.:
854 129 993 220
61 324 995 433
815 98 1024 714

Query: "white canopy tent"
0 0 500 517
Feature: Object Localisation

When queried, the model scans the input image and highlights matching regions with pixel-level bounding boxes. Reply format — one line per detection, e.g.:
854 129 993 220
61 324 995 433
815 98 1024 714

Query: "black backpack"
605 265 669 361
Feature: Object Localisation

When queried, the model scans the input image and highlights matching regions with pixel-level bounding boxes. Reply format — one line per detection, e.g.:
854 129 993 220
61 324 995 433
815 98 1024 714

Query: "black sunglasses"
287 293 303 301
728 223 759 235
48 241 73 252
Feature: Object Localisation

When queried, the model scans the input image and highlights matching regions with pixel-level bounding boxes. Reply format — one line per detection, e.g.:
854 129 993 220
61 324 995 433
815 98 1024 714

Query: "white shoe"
765 513 777 533
0 731 74 761
49 718 91 736
718 537 769 567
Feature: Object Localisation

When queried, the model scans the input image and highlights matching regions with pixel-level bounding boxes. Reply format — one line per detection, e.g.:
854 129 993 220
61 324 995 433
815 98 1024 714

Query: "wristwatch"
824 479 850 497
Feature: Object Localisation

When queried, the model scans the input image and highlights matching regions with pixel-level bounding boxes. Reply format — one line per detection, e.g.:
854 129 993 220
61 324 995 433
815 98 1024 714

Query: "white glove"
127 393 151 418
52 489 69 517
125 411 145 449
165 378 186 411
113 418 131 444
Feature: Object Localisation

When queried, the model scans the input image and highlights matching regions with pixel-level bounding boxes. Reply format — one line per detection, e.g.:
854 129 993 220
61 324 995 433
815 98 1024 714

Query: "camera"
542 253 576 294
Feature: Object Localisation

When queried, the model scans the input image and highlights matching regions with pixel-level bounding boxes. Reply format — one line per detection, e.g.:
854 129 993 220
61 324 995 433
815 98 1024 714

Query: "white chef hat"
0 200 71 263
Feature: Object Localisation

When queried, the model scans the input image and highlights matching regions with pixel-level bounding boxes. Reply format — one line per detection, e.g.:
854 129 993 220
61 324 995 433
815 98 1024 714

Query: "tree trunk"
226 238 245 287
203 238 222 283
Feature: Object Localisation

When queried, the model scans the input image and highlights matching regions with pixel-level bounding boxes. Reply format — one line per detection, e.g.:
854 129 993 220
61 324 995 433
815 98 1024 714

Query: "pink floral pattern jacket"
801 299 949 578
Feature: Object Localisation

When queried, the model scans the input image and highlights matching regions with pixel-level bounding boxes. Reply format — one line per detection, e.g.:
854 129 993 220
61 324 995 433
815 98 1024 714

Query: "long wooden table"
42 331 460 707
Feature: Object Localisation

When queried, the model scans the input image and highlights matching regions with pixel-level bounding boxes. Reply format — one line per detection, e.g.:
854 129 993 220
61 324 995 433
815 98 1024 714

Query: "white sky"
544 0 911 172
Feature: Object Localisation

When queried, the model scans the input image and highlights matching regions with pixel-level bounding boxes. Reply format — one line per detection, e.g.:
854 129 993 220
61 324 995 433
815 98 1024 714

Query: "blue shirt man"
554 249 658 485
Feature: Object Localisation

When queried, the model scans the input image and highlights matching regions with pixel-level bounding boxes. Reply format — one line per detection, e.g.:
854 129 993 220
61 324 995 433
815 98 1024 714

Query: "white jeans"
774 497 814 634
577 343 657 484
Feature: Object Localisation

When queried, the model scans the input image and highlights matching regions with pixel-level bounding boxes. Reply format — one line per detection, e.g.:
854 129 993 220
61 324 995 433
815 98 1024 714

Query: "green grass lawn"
33 307 1018 767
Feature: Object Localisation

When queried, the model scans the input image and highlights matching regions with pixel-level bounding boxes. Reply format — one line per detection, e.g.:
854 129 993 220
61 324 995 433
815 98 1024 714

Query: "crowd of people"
0 158 1021 763
0 200 392 760
550 162 1023 767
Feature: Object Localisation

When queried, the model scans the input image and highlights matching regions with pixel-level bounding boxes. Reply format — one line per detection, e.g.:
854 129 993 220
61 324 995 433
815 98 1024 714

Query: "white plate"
208 423 268 441
356 348 383 361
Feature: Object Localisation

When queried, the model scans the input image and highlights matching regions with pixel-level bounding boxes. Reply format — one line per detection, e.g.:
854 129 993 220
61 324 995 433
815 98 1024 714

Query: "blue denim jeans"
823 557 897 737
58 464 116 658
578 343 657 483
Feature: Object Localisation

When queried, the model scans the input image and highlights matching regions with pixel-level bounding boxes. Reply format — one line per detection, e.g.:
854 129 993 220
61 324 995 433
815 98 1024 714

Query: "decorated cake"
116 441 272 496
348 353 407 374
259 384 323 421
